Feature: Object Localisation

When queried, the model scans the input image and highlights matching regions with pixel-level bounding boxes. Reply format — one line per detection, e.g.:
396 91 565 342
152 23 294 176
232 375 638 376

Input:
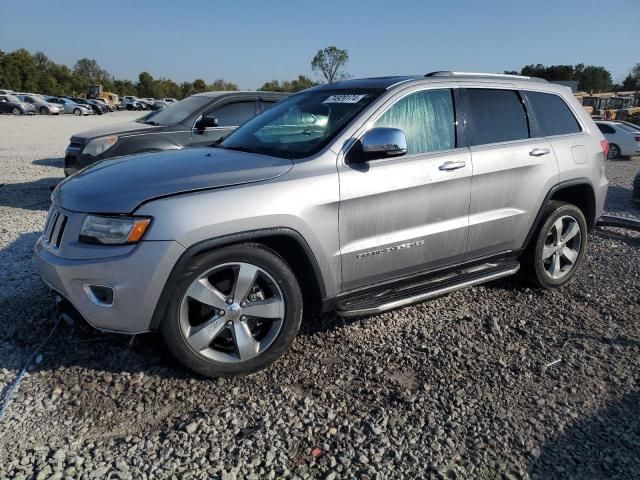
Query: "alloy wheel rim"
179 262 285 363
608 145 618 159
542 215 581 280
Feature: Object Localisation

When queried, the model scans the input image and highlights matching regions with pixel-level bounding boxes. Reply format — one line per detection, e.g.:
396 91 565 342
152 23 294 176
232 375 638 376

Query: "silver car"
35 72 608 377
47 97 93 116
17 94 64 115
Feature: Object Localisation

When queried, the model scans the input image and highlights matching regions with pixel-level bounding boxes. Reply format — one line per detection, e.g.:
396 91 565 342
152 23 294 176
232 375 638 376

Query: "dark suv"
63 91 288 176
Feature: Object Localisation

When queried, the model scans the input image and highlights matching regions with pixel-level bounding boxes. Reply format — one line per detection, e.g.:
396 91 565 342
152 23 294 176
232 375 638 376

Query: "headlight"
82 136 118 156
80 215 151 245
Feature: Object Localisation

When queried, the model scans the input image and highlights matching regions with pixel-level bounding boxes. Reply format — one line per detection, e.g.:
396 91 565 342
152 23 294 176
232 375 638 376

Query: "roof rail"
424 71 547 83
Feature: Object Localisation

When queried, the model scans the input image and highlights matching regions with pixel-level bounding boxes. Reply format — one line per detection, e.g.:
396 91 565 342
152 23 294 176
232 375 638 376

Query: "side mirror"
196 115 219 130
348 127 408 163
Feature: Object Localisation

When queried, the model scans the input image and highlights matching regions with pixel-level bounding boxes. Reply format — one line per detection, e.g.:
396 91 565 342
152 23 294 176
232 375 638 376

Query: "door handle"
439 160 466 171
529 148 550 157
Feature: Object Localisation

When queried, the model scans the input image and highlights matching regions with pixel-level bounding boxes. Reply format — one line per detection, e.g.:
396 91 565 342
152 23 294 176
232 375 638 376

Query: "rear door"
463 87 559 258
338 87 472 290
190 98 258 147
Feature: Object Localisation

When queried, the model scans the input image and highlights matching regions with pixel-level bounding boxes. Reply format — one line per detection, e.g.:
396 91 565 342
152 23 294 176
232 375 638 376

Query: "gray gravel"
0 114 639 479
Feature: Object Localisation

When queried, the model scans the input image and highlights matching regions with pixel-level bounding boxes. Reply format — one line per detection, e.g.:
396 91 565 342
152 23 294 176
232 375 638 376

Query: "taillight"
600 139 609 157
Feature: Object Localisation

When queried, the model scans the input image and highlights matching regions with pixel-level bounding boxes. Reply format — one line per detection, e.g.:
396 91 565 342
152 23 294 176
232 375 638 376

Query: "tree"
513 63 613 92
192 79 207 93
259 75 318 92
311 46 349 83
137 71 156 97
621 63 640 90
209 79 238 91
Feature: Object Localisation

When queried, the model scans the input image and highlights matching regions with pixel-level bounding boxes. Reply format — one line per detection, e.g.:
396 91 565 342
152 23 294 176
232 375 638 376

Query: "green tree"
311 46 349 83
208 79 238 91
259 75 318 92
192 78 207 93
137 71 156 97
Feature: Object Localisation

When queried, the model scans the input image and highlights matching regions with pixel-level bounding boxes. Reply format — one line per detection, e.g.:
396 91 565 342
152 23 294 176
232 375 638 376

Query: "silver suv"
36 72 609 377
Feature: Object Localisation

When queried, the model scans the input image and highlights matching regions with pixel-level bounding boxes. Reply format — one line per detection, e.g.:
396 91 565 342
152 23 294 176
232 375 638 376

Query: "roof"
194 90 289 98
314 76 417 90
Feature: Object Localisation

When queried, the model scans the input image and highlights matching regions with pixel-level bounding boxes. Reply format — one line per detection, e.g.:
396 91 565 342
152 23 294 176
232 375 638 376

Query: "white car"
596 120 640 159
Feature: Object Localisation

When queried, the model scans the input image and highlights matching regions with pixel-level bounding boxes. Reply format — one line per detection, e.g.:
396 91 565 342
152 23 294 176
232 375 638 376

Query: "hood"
70 121 161 142
52 147 293 213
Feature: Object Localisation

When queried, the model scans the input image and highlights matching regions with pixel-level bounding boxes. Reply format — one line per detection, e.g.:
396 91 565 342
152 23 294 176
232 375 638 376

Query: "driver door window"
210 101 256 127
373 89 456 154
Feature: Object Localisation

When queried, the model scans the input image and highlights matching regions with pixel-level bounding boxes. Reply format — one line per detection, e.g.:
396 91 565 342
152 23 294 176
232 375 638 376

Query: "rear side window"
597 123 615 134
466 89 529 145
527 91 581 136
374 88 456 155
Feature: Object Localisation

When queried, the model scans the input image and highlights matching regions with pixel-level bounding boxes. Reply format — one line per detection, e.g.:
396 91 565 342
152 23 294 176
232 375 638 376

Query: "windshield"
6 95 21 103
219 89 382 159
136 95 211 126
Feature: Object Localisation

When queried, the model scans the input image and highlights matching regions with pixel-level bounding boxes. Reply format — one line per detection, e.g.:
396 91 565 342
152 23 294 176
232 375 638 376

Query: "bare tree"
311 46 349 83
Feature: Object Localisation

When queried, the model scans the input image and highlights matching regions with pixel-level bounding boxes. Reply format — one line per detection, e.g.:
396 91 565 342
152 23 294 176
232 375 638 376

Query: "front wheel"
161 244 303 378
12 107 22 115
524 201 587 289
39 106 49 115
73 108 82 116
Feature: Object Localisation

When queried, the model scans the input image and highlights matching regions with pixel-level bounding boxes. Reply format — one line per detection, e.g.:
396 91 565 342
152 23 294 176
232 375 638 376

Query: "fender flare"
148 227 326 330
521 177 595 251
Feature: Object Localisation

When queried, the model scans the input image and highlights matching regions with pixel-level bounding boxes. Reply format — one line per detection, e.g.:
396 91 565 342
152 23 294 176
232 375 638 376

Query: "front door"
191 99 258 147
338 87 472 291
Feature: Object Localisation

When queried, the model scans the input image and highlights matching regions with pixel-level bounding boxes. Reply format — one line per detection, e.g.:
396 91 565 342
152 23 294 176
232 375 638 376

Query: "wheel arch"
148 227 326 330
522 178 597 251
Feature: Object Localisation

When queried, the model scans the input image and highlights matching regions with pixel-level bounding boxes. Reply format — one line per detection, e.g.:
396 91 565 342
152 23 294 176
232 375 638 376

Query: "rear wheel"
607 143 620 159
524 201 587 289
39 106 49 115
161 244 303 378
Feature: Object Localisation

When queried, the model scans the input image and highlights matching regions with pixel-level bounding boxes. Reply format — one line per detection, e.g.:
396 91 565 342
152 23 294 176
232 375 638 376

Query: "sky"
1 0 638 89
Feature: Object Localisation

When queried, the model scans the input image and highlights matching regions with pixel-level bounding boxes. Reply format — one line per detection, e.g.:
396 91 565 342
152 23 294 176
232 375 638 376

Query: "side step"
335 260 520 317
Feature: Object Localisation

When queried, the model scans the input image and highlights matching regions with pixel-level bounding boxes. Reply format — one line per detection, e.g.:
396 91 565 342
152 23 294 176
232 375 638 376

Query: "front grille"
43 207 69 250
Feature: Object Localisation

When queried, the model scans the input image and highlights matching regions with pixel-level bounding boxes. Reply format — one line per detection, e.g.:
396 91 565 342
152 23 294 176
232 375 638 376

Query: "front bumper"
35 236 185 333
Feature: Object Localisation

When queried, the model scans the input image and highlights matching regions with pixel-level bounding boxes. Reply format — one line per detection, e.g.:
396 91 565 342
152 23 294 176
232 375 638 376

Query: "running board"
335 260 520 317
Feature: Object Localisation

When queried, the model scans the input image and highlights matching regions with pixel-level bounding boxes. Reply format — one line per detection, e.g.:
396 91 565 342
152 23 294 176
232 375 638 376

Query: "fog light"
83 284 115 307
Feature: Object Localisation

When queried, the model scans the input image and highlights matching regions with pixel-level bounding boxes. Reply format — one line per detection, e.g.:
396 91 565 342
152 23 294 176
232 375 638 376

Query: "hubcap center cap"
227 303 242 320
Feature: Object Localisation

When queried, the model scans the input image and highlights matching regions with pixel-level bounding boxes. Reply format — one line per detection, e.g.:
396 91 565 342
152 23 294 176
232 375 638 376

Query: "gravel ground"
0 113 639 479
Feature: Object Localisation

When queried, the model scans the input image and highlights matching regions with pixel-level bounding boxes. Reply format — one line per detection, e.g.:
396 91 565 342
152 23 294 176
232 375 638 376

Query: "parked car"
0 94 37 114
63 91 287 176
47 97 93 116
164 98 177 104
17 94 64 115
37 72 608 378
595 120 640 159
94 97 115 112
0 88 14 95
64 97 105 115
120 96 145 111
151 99 167 110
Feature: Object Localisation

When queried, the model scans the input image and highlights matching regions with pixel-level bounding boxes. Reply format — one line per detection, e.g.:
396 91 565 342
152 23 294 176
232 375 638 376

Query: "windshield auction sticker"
323 94 367 104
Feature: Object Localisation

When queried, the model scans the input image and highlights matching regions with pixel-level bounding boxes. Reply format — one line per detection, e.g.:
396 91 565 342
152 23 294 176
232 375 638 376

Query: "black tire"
161 243 303 378
73 108 82 116
633 173 640 204
607 143 620 159
12 107 21 115
522 201 587 289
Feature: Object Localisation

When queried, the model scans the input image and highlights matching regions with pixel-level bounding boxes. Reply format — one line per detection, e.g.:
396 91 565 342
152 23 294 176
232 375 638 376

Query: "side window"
261 101 277 112
597 123 615 134
466 89 529 145
527 91 581 136
374 89 456 155
211 101 256 127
